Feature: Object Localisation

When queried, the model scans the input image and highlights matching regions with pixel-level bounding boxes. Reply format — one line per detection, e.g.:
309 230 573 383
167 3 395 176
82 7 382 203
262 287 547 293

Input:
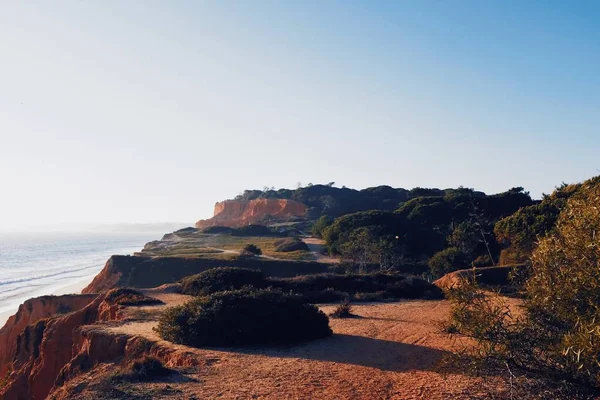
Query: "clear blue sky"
1 1 599 230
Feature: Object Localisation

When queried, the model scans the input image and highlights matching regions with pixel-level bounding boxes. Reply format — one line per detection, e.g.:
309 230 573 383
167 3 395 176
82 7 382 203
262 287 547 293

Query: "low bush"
352 291 393 302
330 299 354 318
105 288 163 306
273 237 309 252
201 226 234 234
270 272 443 300
174 227 198 235
155 289 332 346
428 247 470 278
326 261 429 275
179 267 443 302
241 244 262 256
232 225 280 237
180 267 265 296
115 356 171 382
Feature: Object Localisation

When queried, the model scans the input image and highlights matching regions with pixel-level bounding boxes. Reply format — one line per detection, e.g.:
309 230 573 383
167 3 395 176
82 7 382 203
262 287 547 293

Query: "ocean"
0 232 157 320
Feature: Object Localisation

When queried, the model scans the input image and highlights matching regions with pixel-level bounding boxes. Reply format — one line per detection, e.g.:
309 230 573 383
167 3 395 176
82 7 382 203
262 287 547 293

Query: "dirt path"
103 289 507 400
303 237 340 264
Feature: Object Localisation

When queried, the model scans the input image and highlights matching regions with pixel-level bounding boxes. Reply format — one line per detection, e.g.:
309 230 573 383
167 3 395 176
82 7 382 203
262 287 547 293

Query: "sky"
1 1 599 231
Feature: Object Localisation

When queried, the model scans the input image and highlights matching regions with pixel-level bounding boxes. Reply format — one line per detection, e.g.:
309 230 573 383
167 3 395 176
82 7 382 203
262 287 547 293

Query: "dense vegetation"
233 184 486 219
201 224 283 237
494 176 600 264
179 267 443 302
449 177 600 395
427 247 470 278
322 187 533 277
155 289 332 346
224 180 600 280
311 215 334 238
180 267 265 296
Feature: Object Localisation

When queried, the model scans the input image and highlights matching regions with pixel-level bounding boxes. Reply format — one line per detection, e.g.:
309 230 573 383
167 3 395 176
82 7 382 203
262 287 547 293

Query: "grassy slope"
140 232 313 261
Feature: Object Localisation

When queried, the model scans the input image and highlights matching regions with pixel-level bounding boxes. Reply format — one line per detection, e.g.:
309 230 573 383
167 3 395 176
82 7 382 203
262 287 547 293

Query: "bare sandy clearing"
103 293 507 399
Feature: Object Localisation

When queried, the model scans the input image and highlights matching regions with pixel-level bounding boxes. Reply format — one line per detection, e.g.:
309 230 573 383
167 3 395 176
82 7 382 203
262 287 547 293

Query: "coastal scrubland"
2 178 600 399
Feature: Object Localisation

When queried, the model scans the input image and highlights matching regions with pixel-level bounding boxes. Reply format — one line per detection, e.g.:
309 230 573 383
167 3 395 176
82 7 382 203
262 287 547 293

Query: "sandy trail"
303 237 340 264
105 290 503 400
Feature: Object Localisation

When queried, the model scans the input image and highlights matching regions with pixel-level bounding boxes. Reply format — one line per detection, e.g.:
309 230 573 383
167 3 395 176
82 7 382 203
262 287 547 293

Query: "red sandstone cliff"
0 289 160 400
81 256 123 294
0 294 97 378
195 198 307 229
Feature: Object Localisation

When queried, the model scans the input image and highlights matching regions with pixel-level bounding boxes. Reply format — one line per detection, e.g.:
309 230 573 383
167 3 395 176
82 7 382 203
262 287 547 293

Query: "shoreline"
0 232 158 329
0 275 97 328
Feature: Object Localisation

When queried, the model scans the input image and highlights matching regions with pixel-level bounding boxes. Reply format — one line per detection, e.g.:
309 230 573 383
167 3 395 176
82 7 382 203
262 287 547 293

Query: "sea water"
0 232 157 319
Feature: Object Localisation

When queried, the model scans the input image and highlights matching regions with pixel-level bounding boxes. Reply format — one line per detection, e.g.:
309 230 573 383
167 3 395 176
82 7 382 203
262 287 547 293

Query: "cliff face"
0 289 158 400
0 295 104 400
82 254 328 294
81 256 123 294
0 294 97 378
195 198 307 229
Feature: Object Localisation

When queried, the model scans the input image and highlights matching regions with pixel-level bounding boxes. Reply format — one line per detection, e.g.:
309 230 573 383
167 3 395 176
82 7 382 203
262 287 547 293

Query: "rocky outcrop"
46 328 210 399
0 294 97 378
0 289 160 400
196 199 307 229
0 295 104 400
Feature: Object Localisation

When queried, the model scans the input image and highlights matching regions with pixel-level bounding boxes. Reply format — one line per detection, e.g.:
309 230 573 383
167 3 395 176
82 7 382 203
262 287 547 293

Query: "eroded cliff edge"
195 198 307 229
82 254 327 294
0 294 97 378
0 288 168 400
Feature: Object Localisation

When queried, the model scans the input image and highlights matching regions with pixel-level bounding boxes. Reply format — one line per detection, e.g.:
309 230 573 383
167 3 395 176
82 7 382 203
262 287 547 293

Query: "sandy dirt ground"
104 290 509 400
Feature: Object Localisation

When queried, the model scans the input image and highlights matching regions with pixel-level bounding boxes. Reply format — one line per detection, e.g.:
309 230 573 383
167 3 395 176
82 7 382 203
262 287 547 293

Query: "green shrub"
174 227 198 235
524 182 600 386
269 272 443 300
105 288 163 306
177 268 442 303
201 226 234 234
241 243 262 256
330 299 354 318
154 289 332 346
273 237 309 252
180 267 265 296
449 180 600 393
312 215 334 238
428 247 470 278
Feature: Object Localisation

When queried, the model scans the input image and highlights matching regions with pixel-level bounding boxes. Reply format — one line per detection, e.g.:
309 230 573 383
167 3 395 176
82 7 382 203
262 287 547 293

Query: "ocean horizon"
0 231 158 323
